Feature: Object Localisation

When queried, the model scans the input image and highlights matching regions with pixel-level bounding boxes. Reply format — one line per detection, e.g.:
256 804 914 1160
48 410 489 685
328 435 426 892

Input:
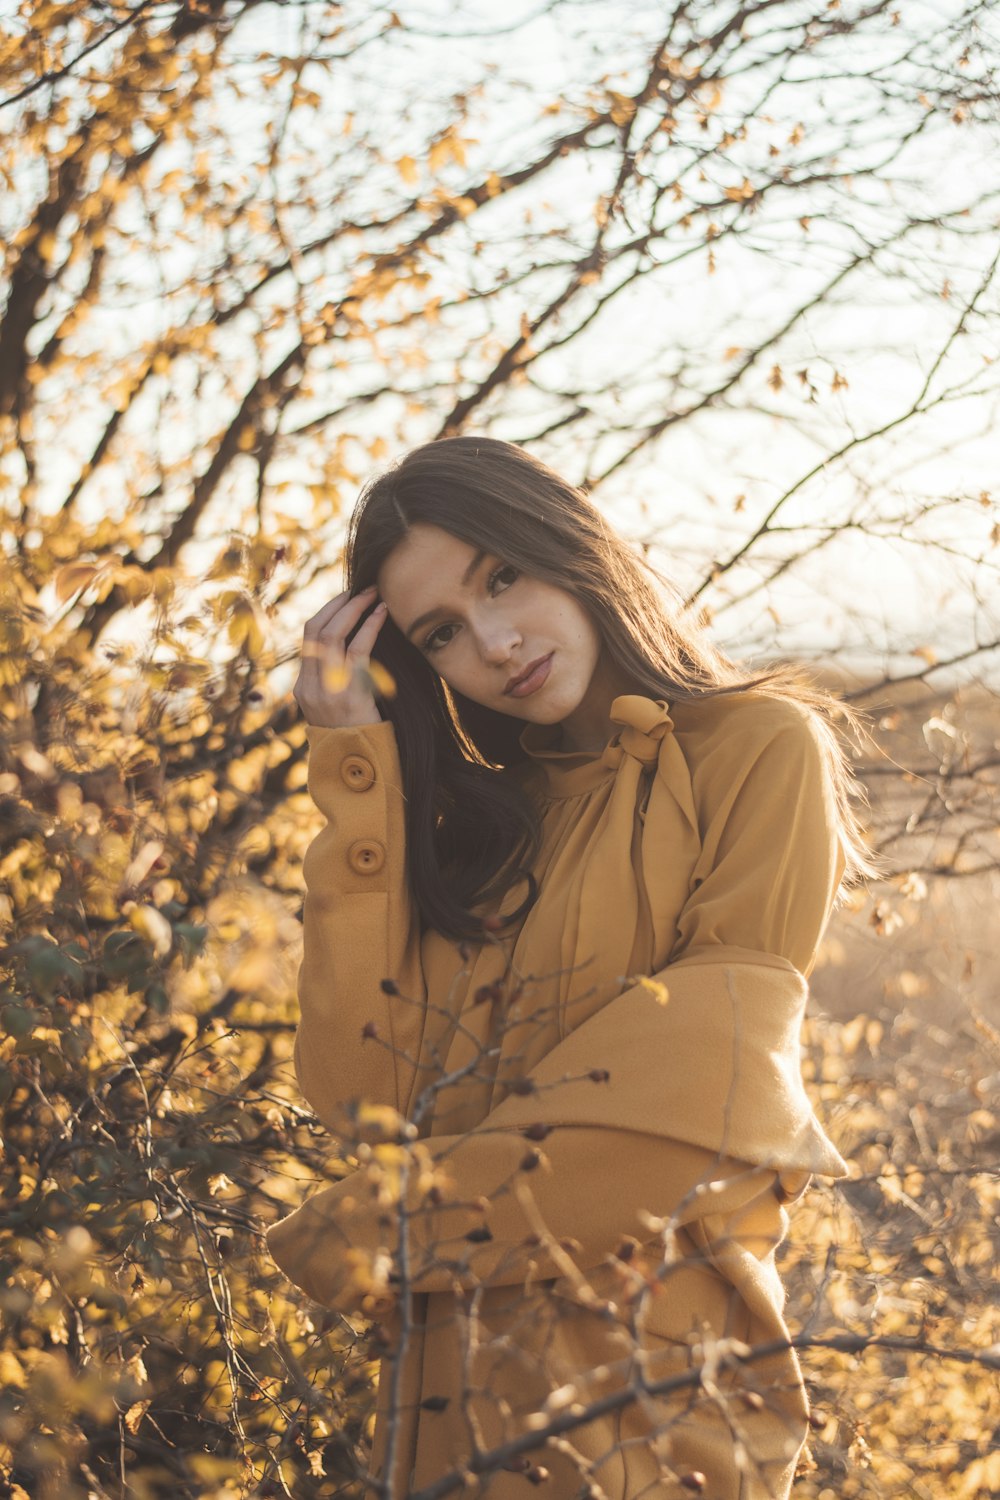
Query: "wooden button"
341 754 376 791
347 839 385 875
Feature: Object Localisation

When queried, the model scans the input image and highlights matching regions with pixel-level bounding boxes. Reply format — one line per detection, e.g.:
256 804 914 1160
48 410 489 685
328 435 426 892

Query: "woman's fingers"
345 600 388 659
305 585 376 640
293 587 388 728
301 587 351 635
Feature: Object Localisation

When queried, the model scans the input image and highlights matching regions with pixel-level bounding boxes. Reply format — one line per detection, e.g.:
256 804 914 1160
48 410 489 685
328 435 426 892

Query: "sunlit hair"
345 434 879 942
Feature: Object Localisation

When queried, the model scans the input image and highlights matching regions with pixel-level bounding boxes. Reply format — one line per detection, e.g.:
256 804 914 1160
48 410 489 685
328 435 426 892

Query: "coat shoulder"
670 688 824 769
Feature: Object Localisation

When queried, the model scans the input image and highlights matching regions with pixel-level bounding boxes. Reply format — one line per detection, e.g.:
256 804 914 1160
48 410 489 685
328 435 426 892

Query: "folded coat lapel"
572 696 703 1028
562 750 643 1039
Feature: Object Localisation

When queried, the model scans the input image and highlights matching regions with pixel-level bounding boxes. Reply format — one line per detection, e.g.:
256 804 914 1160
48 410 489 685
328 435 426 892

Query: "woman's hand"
293 585 389 728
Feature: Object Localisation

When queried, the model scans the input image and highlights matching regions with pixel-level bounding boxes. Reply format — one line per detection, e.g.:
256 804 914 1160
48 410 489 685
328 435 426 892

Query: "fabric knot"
605 694 674 768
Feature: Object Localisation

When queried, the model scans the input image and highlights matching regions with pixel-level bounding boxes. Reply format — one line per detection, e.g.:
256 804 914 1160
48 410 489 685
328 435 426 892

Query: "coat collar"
516 693 675 798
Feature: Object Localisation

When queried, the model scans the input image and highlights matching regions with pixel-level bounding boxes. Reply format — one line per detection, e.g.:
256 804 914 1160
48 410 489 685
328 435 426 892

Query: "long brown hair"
345 435 878 942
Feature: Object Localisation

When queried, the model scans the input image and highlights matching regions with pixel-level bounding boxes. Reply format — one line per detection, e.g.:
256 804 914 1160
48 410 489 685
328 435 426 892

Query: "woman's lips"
505 652 553 698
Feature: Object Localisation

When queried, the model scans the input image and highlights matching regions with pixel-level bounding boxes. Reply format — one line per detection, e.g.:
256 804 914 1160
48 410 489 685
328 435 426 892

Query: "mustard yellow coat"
265 692 849 1499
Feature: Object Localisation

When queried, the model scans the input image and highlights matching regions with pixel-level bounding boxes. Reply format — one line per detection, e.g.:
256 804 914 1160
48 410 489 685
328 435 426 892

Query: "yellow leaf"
961 1454 1000 1495
897 871 927 900
321 659 352 693
128 904 173 958
124 1400 151 1435
607 90 636 126
365 660 397 698
342 1244 394 1300
0 1351 26 1389
54 562 98 601
226 596 265 656
106 375 135 411
151 568 175 604
123 840 165 889
724 177 755 201
896 969 926 999
206 544 244 580
356 1102 408 1137
428 136 451 173
636 976 670 1006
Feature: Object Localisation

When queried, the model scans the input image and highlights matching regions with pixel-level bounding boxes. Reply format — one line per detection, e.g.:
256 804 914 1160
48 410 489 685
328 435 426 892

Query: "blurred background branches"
1 0 998 1494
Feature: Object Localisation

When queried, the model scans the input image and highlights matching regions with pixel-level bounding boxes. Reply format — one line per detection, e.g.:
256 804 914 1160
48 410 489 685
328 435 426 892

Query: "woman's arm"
290 718 427 1137
671 696 846 978
265 1123 780 1311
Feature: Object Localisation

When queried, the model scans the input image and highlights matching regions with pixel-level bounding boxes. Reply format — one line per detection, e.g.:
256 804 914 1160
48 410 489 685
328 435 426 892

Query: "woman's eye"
424 622 456 652
490 564 518 591
422 563 519 652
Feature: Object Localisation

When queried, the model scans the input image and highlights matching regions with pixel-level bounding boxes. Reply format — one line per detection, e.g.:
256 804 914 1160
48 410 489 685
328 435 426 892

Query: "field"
784 679 1000 1497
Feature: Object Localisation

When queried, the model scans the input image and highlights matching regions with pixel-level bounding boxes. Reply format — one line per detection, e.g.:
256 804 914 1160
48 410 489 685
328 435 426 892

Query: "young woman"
265 435 874 1500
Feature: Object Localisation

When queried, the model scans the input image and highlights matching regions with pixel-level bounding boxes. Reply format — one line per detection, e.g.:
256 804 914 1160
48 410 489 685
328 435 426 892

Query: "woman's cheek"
438 651 468 695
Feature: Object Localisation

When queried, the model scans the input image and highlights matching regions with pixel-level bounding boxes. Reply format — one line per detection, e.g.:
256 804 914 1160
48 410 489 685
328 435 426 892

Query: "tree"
1 1 997 1495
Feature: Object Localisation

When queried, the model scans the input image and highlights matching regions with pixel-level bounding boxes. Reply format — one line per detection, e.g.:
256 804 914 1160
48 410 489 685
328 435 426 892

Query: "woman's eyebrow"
403 548 490 640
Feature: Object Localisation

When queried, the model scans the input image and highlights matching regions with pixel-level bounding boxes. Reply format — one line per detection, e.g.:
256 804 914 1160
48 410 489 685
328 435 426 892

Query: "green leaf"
102 930 153 988
14 937 86 1000
173 923 209 965
146 983 170 1015
1 1004 39 1039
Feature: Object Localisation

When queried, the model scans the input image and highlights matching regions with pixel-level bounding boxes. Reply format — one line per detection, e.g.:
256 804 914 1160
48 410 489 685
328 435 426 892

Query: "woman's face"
375 522 604 730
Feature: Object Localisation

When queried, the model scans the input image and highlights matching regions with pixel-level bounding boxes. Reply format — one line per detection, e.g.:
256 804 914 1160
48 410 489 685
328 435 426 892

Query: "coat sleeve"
289 719 427 1136
264 1125 781 1310
266 706 847 1309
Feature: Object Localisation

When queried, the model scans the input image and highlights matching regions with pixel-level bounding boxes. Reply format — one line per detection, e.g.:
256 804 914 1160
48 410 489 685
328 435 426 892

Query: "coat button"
341 754 376 791
347 838 385 875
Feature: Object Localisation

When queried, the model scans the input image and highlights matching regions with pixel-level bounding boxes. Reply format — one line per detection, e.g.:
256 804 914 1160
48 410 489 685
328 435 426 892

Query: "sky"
17 0 1000 693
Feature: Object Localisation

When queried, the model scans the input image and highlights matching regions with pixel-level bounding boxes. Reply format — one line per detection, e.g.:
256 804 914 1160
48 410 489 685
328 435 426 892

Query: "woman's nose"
480 628 521 664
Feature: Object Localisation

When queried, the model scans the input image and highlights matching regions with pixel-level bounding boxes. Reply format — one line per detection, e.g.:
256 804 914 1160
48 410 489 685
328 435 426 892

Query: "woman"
265 436 874 1499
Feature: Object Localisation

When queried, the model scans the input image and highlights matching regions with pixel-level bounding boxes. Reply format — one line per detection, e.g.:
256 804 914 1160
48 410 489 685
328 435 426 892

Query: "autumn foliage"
1 1 999 1496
